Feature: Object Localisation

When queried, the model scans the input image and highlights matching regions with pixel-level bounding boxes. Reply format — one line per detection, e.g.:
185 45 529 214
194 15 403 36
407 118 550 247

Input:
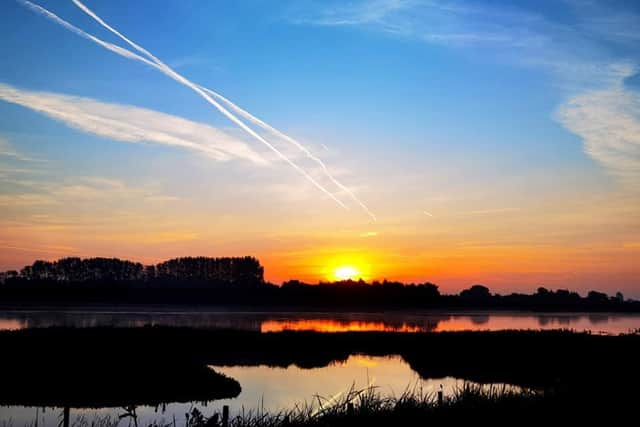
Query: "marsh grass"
34 384 539 427
183 383 539 427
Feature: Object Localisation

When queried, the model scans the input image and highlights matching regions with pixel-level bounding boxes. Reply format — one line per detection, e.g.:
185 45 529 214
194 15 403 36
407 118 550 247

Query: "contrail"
70 0 376 221
423 211 433 217
18 0 349 210
197 86 377 222
17 0 157 66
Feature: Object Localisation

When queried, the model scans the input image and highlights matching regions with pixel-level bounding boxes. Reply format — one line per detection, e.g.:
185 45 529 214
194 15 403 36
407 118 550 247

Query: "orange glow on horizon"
261 319 424 333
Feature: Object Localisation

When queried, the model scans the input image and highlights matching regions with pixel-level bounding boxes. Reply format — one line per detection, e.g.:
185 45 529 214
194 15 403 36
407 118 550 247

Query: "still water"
1 309 639 334
0 355 515 427
1 309 637 425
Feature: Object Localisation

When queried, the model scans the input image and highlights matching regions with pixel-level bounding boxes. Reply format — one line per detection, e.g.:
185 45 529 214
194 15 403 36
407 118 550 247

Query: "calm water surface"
0 355 515 427
0 309 639 334
1 309 637 426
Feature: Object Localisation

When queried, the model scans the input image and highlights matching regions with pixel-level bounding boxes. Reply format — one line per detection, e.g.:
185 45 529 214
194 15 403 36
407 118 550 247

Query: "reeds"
28 384 539 427
179 382 541 427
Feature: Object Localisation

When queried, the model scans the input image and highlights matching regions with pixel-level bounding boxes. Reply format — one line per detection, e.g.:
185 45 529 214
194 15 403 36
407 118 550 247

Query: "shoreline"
2 303 640 315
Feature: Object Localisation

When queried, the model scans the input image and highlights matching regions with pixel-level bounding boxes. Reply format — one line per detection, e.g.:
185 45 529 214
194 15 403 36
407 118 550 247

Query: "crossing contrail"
197 86 377 221
18 0 351 211
69 0 376 222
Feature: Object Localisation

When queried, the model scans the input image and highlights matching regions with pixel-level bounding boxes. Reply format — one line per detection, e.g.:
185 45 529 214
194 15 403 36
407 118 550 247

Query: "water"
1 309 639 334
0 355 516 427
1 309 637 425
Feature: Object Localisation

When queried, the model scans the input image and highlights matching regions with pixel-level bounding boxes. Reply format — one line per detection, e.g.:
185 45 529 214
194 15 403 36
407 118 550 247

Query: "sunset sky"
1 0 639 296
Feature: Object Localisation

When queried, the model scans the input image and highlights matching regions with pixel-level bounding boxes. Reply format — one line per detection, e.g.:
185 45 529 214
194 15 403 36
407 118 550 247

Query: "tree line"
0 256 264 287
0 257 637 311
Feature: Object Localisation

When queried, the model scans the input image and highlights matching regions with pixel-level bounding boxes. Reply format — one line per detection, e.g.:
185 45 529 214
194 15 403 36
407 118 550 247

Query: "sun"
334 266 360 281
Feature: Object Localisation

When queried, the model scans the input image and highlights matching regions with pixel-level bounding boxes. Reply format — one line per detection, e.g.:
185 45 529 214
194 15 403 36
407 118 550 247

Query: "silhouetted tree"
460 285 492 300
587 290 609 304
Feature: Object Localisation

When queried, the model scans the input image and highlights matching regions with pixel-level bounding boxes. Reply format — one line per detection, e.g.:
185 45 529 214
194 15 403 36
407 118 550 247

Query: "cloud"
293 0 640 194
289 0 637 87
0 242 79 256
24 0 353 212
556 68 640 189
0 175 180 207
566 0 640 44
0 136 42 162
0 193 54 206
290 0 545 47
296 0 409 26
0 82 266 164
97 230 199 244
18 0 382 219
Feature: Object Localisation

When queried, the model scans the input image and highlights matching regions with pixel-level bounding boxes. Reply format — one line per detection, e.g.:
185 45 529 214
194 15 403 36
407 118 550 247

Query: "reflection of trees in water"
587 314 609 324
469 315 490 325
537 314 588 327
0 311 265 331
0 311 451 333
2 310 637 334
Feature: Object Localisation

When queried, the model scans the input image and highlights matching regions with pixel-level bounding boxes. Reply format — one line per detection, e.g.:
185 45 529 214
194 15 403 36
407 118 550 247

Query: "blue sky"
1 0 639 295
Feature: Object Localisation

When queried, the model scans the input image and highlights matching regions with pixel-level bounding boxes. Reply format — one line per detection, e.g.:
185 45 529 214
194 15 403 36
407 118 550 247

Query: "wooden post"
437 388 444 406
63 407 70 427
222 405 229 427
347 402 354 415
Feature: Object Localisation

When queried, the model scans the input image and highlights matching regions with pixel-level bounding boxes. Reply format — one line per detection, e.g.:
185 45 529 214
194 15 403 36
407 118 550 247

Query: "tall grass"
183 383 538 427
23 384 540 427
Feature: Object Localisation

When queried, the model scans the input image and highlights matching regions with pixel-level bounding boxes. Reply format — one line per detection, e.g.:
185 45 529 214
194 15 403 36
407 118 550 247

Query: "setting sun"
334 266 360 281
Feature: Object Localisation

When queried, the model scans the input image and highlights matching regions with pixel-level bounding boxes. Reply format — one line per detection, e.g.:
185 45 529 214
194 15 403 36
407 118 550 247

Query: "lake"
1 309 639 426
1 308 639 334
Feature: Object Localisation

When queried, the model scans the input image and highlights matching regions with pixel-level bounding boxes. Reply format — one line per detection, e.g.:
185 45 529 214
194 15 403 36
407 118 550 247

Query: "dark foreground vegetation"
180 384 555 427
0 327 638 424
55 385 551 427
1 256 637 311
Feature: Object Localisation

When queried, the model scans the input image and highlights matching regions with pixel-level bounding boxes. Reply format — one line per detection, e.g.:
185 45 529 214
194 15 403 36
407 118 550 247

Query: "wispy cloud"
290 0 545 47
22 0 364 213
0 82 266 164
557 66 640 189
566 0 640 44
0 136 43 162
289 0 637 85
14 0 381 219
0 175 181 207
0 242 79 256
293 0 640 196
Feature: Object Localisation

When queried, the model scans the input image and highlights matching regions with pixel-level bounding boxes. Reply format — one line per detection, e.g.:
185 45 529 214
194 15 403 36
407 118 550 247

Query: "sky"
0 0 639 296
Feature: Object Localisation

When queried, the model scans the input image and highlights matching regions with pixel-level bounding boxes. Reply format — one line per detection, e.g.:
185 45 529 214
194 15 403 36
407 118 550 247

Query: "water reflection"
0 310 639 334
211 355 513 414
0 356 517 427
261 319 426 333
